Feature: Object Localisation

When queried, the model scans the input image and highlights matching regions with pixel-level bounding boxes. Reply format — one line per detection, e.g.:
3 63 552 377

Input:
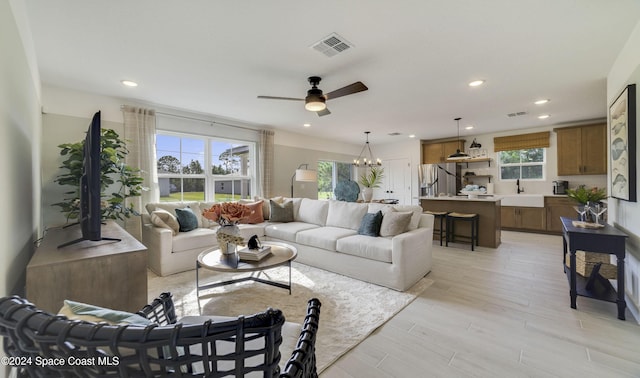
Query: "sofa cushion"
264 222 318 243
379 210 413 237
358 210 383 237
238 200 265 224
172 228 216 252
175 207 199 232
393 205 424 230
270 200 294 222
295 226 357 251
59 300 152 326
150 209 180 236
326 200 368 230
336 235 393 263
296 198 329 226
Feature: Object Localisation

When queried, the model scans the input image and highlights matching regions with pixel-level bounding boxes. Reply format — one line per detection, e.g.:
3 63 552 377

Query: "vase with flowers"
203 202 254 254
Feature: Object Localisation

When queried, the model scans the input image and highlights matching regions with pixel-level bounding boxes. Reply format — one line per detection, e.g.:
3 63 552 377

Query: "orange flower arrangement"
202 202 253 225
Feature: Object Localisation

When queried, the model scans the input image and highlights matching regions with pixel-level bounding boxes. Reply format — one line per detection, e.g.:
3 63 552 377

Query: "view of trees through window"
318 160 352 199
498 148 545 180
156 133 254 202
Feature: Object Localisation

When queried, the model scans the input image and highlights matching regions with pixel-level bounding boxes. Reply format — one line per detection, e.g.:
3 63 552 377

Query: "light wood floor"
321 231 640 377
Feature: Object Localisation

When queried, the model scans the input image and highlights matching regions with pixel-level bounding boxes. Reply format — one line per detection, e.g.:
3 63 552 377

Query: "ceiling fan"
257 76 368 116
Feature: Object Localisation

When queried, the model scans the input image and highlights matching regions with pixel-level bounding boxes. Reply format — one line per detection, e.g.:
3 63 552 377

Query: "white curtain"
259 129 275 199
122 105 158 240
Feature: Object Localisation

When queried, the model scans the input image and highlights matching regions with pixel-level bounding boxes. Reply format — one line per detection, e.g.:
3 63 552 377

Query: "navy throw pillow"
358 210 383 237
175 207 198 232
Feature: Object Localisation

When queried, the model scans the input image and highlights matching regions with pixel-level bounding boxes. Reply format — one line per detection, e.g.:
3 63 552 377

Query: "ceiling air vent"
311 33 354 58
507 111 528 118
388 132 402 136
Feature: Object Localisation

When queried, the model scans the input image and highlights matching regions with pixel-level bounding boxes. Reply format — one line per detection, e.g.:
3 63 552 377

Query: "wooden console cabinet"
26 220 147 313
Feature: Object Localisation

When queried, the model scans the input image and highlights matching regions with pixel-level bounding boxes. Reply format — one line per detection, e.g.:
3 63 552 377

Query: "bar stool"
423 210 449 246
446 212 479 251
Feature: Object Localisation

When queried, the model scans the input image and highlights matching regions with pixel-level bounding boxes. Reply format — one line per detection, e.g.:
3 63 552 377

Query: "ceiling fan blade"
317 108 331 117
325 81 368 100
257 95 304 101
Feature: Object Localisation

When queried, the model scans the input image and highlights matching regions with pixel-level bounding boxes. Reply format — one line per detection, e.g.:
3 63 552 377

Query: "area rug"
148 263 433 373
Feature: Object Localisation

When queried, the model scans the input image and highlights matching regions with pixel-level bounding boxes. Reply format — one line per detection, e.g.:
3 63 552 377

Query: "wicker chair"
0 293 321 378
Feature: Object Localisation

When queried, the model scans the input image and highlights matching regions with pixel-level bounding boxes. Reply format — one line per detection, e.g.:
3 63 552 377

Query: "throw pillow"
59 300 152 326
358 211 383 237
175 207 198 232
269 200 294 222
379 210 413 237
150 208 180 235
238 200 265 224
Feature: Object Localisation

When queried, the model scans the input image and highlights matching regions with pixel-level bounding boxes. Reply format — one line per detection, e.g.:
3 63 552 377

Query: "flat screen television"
58 111 120 248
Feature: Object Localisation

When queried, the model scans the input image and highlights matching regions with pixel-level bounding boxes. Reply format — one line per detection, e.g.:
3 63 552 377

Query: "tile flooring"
321 231 640 377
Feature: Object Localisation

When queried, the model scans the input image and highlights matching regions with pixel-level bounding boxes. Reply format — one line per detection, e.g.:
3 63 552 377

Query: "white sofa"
141 198 434 291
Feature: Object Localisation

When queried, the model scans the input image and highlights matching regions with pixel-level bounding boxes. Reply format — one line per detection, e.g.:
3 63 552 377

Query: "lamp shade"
295 169 317 182
447 117 469 160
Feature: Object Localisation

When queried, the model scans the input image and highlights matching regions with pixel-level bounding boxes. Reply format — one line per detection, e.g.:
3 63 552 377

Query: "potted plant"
358 166 384 202
566 185 607 205
53 129 144 222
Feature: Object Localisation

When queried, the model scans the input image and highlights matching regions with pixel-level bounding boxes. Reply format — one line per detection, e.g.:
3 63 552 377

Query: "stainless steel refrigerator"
419 163 461 197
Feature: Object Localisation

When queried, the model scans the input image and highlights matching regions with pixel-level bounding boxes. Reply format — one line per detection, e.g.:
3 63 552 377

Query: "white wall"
607 18 640 321
1 1 42 300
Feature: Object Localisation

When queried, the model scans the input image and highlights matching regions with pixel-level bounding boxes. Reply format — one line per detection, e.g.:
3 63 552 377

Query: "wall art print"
609 83 636 202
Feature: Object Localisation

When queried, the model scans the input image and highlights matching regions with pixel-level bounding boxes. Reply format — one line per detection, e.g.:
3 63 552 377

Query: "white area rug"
148 262 432 373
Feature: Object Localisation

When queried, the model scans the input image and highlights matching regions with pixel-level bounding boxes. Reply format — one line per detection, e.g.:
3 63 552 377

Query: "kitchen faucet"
516 179 524 194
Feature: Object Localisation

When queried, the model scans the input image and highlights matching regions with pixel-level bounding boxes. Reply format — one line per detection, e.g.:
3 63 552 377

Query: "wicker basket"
565 252 617 279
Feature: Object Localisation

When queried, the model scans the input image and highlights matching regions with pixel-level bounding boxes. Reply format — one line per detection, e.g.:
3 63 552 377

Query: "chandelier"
353 131 381 167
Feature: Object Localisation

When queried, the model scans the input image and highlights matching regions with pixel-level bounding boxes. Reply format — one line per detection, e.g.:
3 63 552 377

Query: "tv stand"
27 220 147 313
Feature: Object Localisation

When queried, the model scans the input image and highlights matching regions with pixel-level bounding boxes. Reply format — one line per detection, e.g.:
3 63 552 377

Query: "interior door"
381 158 411 205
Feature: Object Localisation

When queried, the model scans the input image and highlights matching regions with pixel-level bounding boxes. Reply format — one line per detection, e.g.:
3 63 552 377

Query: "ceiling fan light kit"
447 117 470 160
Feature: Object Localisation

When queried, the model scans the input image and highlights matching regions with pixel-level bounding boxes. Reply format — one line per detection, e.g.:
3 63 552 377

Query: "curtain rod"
121 105 262 133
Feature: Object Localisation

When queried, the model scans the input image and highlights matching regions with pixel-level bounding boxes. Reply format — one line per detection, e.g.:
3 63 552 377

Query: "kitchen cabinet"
501 206 546 231
555 123 606 175
422 140 465 163
545 196 578 233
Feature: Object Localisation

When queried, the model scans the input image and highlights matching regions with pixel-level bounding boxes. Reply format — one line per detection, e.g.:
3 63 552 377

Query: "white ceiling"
24 0 640 145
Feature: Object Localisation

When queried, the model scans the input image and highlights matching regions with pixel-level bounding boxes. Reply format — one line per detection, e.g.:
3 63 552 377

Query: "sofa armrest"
141 222 174 275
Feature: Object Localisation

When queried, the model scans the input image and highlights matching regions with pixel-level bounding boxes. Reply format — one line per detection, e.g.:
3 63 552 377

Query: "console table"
26 220 147 313
561 217 628 320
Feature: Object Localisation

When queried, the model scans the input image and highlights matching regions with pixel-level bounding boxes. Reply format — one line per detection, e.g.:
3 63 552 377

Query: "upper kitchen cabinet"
555 123 606 175
422 140 465 163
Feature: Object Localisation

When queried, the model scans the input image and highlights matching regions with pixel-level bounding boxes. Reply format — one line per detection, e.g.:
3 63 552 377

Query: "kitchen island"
420 196 502 248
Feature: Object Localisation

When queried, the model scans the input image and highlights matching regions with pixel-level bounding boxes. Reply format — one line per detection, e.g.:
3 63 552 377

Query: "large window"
318 161 353 200
157 133 255 202
498 148 545 180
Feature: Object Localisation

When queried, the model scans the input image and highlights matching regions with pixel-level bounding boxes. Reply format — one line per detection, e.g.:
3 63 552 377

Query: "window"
157 133 255 202
498 148 545 180
317 161 353 200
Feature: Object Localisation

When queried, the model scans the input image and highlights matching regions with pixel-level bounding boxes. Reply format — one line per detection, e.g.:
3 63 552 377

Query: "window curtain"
493 131 550 152
122 105 159 240
259 129 275 199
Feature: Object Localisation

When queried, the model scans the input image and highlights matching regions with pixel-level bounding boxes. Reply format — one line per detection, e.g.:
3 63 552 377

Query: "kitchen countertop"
419 195 501 202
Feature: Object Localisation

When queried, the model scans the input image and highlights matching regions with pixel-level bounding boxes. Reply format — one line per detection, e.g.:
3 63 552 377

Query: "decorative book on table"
238 245 272 261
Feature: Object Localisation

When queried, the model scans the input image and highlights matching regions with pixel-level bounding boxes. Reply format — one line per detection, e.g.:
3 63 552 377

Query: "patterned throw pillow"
269 200 294 222
358 211 383 237
175 207 198 232
150 208 180 235
238 200 265 224
59 300 152 326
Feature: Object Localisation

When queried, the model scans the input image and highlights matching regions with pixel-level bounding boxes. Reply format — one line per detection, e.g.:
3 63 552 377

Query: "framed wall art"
609 83 636 202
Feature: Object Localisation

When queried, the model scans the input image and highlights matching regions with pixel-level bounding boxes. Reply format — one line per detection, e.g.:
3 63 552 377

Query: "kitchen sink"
499 194 545 207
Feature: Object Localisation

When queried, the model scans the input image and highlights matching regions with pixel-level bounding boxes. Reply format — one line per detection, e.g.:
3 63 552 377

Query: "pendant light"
447 117 470 160
353 131 382 167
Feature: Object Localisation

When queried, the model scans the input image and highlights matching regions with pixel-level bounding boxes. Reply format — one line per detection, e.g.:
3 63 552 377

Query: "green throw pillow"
175 207 198 232
60 300 152 326
269 200 294 222
358 211 383 237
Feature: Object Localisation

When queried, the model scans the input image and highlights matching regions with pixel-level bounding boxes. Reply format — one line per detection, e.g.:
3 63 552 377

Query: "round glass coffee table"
196 241 297 305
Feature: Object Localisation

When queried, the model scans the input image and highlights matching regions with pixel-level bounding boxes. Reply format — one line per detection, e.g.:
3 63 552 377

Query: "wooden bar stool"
446 212 479 251
423 210 449 246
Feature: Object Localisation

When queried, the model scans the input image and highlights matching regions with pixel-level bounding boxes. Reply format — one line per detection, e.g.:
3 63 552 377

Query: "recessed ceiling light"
534 99 550 105
303 123 311 128
465 126 474 130
538 114 550 119
468 80 485 87
408 134 416 138
121 80 138 87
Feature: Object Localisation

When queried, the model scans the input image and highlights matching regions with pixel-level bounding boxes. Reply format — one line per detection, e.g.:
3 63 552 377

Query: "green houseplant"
566 185 607 205
53 128 144 222
358 166 384 202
